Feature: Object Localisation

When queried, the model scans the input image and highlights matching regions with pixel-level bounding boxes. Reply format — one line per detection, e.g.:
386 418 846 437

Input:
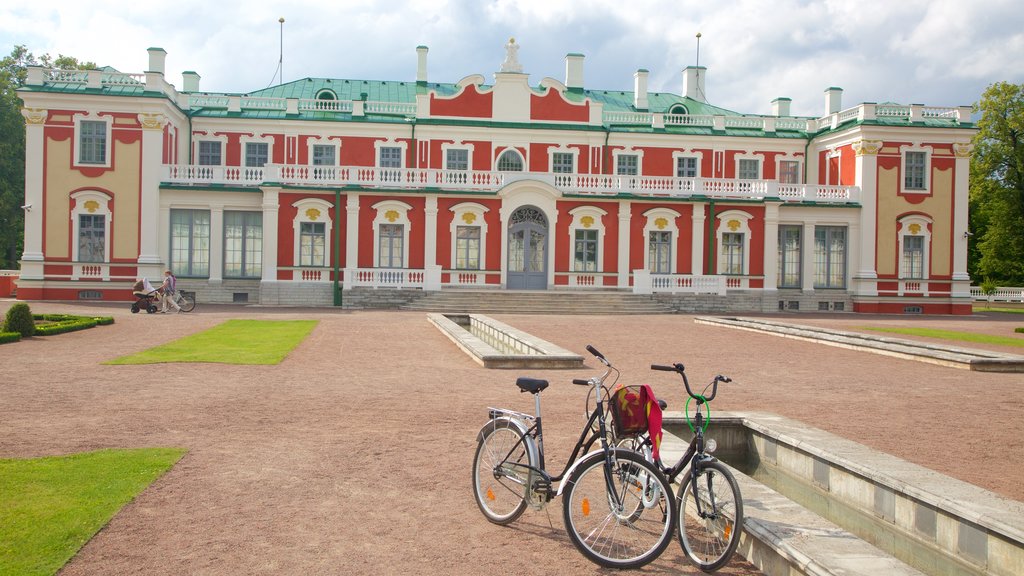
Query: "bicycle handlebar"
650 363 731 403
572 379 590 385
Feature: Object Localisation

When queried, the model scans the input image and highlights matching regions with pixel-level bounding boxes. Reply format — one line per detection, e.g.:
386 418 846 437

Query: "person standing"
160 269 181 313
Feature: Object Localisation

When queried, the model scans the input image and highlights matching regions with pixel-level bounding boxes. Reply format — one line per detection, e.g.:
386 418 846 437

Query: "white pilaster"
137 114 166 264
617 202 631 288
852 139 881 297
209 206 224 283
951 143 972 292
691 203 706 275
763 202 780 291
20 108 46 279
802 223 815 292
346 194 360 269
424 195 438 268
260 188 280 282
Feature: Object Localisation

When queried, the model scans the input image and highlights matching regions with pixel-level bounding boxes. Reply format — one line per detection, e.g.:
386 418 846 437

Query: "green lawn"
864 326 1024 348
105 319 318 365
0 448 185 576
973 305 1024 314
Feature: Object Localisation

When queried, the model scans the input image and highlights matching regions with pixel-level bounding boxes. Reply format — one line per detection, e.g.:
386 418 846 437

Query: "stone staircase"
399 289 674 315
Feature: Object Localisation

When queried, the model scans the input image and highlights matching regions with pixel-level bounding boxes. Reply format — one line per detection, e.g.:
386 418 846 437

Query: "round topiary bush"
3 303 35 337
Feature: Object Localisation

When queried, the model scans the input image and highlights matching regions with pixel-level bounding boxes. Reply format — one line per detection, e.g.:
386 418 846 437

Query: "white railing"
103 72 144 86
298 99 354 112
241 97 287 111
555 272 617 288
46 69 89 83
970 286 1024 302
664 114 715 127
724 116 765 129
637 272 727 295
163 164 860 204
72 263 108 281
775 118 809 131
291 268 331 282
365 101 417 115
604 111 654 125
189 94 231 108
344 268 425 289
445 271 490 286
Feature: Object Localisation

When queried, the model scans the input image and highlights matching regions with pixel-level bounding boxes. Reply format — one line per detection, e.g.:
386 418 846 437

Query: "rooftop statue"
500 37 523 73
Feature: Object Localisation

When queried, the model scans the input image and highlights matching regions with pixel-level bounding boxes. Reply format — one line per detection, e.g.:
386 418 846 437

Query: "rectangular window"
224 211 263 278
170 209 210 277
814 226 846 289
721 233 744 275
78 214 105 262
78 120 107 165
299 222 326 267
779 160 801 184
905 151 927 190
903 236 925 279
245 142 269 167
616 154 638 175
379 224 404 268
778 225 802 288
312 144 335 166
738 158 760 179
455 226 481 270
648 231 672 274
676 156 698 178
574 229 598 272
552 152 574 174
198 141 222 166
379 146 403 168
446 149 469 170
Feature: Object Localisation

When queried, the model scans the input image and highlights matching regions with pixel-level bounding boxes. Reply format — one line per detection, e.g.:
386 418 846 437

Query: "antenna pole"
278 17 285 84
696 32 701 68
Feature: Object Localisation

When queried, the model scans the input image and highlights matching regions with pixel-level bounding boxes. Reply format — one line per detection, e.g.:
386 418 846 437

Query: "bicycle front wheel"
176 292 195 312
472 420 534 525
563 449 675 569
677 459 744 572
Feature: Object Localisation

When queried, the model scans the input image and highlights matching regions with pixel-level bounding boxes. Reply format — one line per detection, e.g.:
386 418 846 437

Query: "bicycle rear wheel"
176 292 195 312
563 448 675 569
677 459 744 572
472 420 534 525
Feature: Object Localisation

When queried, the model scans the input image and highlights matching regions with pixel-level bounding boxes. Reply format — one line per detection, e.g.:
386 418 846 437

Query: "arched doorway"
507 205 548 289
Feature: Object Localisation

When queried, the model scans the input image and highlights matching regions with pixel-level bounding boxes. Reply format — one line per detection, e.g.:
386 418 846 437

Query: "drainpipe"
333 187 343 306
406 116 417 168
603 127 611 174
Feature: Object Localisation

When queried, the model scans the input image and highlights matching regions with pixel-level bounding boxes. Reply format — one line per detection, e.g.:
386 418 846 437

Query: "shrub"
0 331 21 344
1016 327 1023 334
31 314 111 336
4 303 35 337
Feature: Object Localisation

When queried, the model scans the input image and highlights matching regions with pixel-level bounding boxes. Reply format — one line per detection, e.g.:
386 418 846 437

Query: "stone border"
426 313 583 369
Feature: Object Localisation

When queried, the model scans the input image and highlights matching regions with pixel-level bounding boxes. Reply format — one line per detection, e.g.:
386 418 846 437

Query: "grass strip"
0 448 185 576
864 326 1024 348
105 319 317 365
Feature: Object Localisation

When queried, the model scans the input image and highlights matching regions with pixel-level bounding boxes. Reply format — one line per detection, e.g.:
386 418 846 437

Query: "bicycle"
167 289 196 312
472 345 676 569
616 361 743 573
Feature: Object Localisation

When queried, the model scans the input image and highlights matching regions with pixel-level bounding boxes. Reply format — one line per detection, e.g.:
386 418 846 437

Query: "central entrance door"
507 206 548 290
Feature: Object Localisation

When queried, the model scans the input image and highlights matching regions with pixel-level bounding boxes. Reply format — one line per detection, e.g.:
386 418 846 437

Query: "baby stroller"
130 278 161 314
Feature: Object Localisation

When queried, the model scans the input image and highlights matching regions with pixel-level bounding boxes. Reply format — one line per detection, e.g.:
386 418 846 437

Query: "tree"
0 46 94 270
969 82 1024 285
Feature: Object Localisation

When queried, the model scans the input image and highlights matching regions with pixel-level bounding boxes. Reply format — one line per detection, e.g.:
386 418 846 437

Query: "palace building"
15 40 977 313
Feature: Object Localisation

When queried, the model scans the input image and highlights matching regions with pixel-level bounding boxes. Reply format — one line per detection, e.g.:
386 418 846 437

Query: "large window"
902 235 925 279
721 233 744 275
379 224 404 268
299 222 326 267
78 214 105 262
224 211 263 278
198 141 222 166
78 120 107 165
779 161 801 184
379 146 402 168
814 226 846 288
616 154 638 175
574 229 598 272
245 142 269 167
170 209 210 277
312 144 335 166
904 151 927 190
738 158 760 180
497 150 524 171
676 156 698 178
648 231 672 274
455 226 481 270
552 152 574 173
778 225 801 288
446 149 469 171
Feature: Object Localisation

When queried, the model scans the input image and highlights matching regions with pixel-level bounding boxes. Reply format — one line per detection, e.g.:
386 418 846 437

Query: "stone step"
400 290 674 315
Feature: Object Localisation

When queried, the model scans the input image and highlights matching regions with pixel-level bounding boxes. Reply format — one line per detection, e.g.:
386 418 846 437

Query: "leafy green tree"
0 46 94 270
970 82 1024 285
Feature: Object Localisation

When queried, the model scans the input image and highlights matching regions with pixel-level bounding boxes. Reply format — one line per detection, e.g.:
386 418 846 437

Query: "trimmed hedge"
1016 327 1023 334
31 314 115 336
4 303 35 337
0 331 21 344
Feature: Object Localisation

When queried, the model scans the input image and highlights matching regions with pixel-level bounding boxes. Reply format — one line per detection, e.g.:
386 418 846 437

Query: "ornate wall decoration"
580 216 594 229
385 210 399 222
852 139 883 156
654 217 668 230
728 219 740 231
138 113 166 130
953 142 973 158
306 208 321 221
461 212 476 224
21 108 47 124
84 200 100 213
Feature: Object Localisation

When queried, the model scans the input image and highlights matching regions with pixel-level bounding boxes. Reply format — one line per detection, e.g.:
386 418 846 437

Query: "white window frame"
442 143 474 171
449 202 490 270
307 136 340 166
375 140 407 168
549 147 579 174
371 200 413 268
72 114 112 168
240 134 275 168
70 190 112 263
825 147 842 184
672 150 704 178
734 153 762 180
641 207 680 273
194 134 228 166
567 206 607 273
900 145 931 193
495 147 526 171
613 149 643 176
777 156 802 184
291 198 334 269
715 210 753 276
898 215 932 280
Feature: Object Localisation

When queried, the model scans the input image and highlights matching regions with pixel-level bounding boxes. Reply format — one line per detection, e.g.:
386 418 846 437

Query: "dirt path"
1 301 1021 575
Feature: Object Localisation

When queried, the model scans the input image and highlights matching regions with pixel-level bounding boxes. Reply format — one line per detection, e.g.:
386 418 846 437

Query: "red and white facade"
16 43 977 313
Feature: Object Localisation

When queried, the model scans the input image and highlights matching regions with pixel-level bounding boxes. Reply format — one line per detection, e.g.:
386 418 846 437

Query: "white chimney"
416 45 428 84
634 69 649 110
772 97 791 117
825 87 843 114
182 71 200 92
683 65 706 103
147 47 166 74
565 53 584 90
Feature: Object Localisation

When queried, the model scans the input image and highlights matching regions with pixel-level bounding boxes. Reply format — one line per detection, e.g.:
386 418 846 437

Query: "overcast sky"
3 0 1022 117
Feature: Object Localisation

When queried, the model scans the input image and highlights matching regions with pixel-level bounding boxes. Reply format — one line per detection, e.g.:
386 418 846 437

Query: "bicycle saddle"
515 377 549 394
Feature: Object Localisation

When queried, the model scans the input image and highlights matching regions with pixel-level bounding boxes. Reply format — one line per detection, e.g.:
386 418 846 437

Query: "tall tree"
969 82 1024 285
0 46 94 269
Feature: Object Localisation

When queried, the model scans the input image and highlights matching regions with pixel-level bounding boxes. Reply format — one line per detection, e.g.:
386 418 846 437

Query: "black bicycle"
472 345 676 569
615 361 744 572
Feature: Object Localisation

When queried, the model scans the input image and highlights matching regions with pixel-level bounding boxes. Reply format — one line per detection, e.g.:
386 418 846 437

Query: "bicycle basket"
610 386 649 436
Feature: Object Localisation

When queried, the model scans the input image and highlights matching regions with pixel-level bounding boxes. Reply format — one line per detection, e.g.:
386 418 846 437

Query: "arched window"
669 104 688 115
315 89 338 111
496 149 524 172
315 89 337 101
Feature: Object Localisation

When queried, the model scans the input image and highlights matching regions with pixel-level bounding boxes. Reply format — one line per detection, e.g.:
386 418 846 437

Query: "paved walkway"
1 300 1022 575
